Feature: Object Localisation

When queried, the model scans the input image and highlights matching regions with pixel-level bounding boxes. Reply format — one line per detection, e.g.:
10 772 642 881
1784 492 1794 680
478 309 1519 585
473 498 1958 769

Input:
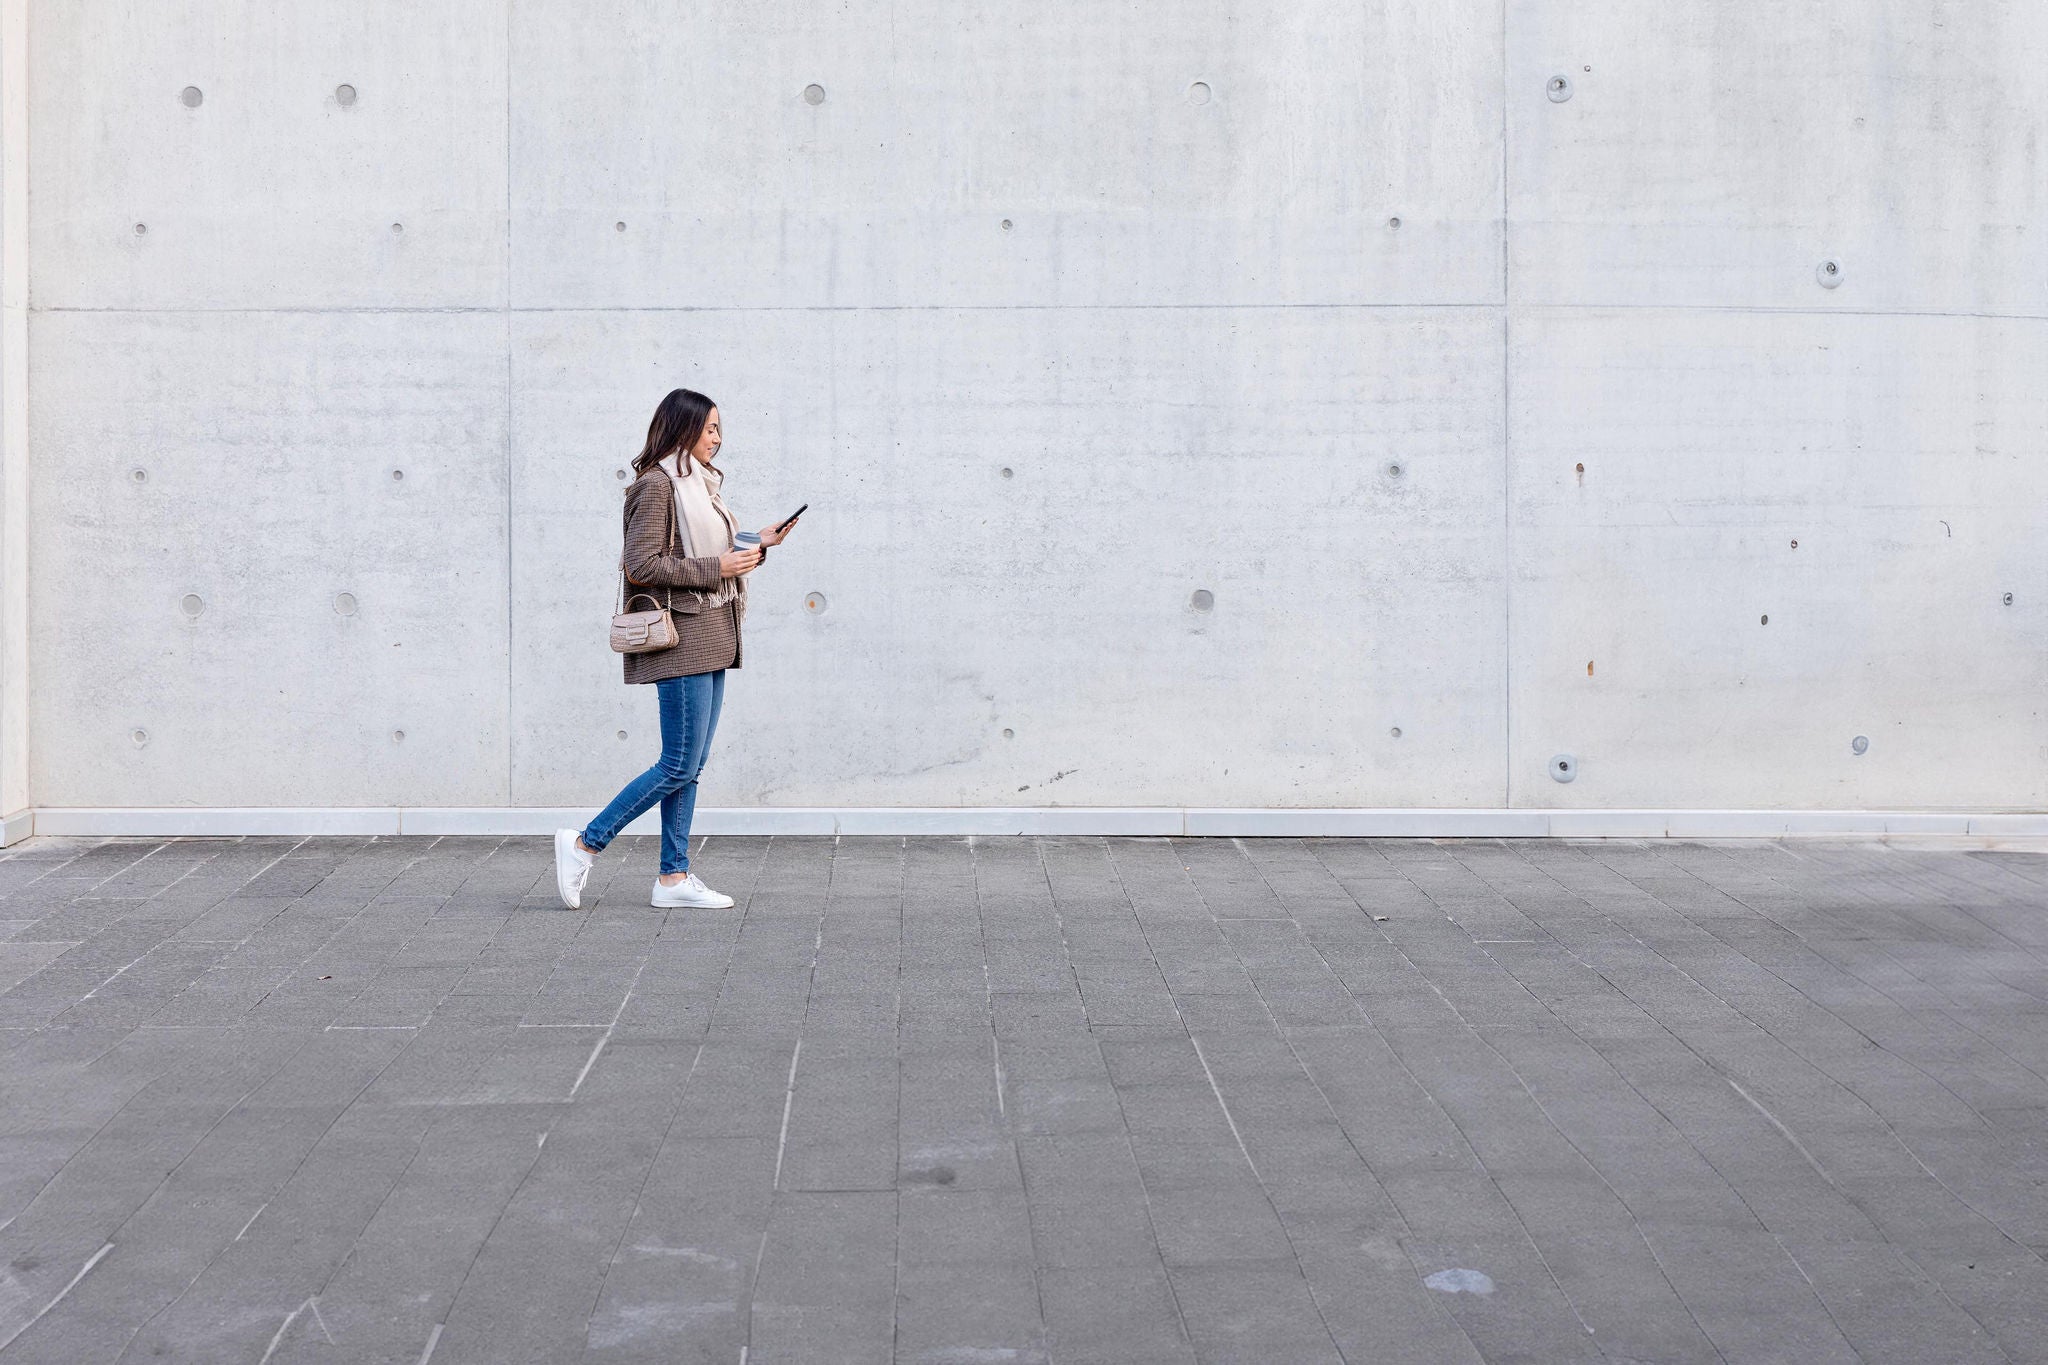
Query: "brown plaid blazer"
618 468 747 683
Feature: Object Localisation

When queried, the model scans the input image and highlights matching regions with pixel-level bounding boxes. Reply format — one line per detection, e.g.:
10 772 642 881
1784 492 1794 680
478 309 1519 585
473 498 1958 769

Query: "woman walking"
554 388 798 911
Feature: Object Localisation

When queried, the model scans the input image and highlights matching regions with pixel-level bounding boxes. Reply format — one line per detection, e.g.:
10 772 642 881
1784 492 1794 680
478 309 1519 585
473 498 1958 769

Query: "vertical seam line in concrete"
1 0 30 823
502 0 516 808
1499 0 1514 811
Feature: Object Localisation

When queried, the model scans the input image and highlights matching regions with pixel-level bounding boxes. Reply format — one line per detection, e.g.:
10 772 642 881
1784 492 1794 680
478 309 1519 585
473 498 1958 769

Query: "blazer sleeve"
621 478 724 590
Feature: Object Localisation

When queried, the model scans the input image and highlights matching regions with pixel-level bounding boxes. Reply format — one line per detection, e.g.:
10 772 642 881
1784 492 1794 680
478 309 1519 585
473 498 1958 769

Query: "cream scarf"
663 451 740 606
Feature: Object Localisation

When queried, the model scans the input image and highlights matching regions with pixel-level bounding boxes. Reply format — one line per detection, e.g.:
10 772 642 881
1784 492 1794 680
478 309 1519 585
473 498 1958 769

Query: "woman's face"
691 409 722 463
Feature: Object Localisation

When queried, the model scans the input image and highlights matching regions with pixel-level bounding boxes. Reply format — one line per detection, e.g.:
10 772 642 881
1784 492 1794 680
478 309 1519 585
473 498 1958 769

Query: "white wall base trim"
0 809 32 847
20 806 2048 844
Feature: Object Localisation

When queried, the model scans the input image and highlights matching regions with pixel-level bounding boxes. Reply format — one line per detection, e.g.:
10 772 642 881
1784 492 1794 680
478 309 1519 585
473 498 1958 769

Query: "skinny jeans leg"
657 670 724 874
580 671 725 874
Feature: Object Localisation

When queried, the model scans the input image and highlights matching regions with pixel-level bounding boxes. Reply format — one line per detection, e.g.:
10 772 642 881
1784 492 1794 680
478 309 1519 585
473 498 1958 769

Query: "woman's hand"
718 547 763 578
759 518 799 548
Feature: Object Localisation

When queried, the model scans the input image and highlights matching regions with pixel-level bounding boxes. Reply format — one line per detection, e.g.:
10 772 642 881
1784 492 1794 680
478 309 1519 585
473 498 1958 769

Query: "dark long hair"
632 388 718 478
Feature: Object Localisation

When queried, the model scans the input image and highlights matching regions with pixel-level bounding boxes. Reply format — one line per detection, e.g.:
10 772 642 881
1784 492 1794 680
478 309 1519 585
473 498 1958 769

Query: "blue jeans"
581 671 726 876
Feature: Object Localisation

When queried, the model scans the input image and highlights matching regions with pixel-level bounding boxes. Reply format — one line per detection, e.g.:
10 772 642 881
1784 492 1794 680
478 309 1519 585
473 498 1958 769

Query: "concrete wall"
17 0 2048 823
1 0 26 839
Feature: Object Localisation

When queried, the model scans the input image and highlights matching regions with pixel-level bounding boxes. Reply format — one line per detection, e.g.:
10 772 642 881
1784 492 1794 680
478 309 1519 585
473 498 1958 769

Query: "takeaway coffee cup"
733 530 762 558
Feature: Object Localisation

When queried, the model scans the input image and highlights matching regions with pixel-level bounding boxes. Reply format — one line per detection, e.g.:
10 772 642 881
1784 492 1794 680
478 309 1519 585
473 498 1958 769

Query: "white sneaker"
554 828 594 910
651 872 735 909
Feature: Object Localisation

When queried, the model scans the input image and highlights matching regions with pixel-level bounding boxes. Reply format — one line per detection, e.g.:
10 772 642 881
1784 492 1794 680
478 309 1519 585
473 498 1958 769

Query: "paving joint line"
1045 837 1198 1355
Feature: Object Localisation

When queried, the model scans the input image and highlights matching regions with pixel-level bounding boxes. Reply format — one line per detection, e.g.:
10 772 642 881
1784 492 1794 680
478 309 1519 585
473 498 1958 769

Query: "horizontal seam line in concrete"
30 302 2048 322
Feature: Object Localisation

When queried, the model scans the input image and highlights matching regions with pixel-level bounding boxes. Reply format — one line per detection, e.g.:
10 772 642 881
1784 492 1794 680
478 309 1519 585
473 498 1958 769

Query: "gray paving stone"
1283 1206 1489 1365
898 1044 1017 1193
121 1101 441 1362
893 1260 1047 1364
1780 1236 2010 1364
2 1031 409 1363
434 1042 694 1364
1037 1263 1194 1365
0 835 2043 1361
1166 1259 1346 1364
1016 1134 1163 1270
584 1136 772 1362
286 1101 561 1362
747 1191 897 1364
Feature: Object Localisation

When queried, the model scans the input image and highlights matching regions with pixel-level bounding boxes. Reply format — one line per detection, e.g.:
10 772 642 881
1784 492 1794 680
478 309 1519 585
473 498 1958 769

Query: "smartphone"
776 503 809 532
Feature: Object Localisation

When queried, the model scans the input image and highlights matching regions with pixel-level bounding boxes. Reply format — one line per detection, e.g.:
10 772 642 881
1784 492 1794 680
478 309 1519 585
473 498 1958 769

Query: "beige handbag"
610 591 679 654
609 496 681 654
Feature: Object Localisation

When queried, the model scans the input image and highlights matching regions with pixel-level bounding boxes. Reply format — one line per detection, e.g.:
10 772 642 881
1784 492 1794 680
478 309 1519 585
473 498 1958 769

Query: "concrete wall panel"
1509 308 2048 809
510 0 1502 308
1 0 22 831
510 306 1506 808
1507 0 2048 312
29 310 509 805
31 0 507 310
